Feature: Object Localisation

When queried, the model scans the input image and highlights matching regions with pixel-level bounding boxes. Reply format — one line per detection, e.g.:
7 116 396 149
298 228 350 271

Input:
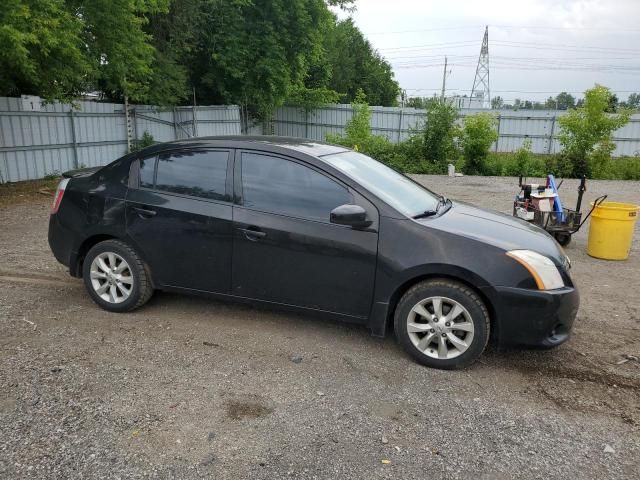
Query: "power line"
392 58 640 70
493 40 640 54
367 24 640 35
378 40 479 52
367 26 482 35
394 64 640 74
379 39 640 54
404 88 640 94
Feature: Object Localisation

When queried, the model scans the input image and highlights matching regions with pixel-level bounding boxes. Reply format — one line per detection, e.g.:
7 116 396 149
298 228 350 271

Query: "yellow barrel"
587 202 639 260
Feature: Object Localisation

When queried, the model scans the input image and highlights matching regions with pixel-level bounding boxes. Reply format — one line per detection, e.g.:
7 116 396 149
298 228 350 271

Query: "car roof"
150 135 351 157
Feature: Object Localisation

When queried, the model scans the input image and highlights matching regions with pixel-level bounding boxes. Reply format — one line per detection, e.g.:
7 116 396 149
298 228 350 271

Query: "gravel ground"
0 175 639 479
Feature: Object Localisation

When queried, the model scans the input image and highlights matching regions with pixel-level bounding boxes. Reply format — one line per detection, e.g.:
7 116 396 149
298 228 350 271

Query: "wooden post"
305 109 309 139
124 94 131 153
494 113 501 152
173 107 178 140
192 87 198 137
69 109 79 169
547 115 556 154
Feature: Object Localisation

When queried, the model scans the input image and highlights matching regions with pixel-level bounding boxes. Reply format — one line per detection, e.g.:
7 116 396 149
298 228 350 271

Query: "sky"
335 0 640 104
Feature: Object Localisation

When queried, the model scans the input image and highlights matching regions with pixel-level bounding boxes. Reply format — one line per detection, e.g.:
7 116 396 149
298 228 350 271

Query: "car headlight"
506 250 565 290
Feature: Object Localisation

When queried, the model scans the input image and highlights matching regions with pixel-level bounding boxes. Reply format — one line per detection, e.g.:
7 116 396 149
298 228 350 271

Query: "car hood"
422 201 566 263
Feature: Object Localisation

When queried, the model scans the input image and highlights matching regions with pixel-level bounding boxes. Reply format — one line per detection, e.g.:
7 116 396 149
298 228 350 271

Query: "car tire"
82 239 153 312
554 232 572 247
394 279 490 369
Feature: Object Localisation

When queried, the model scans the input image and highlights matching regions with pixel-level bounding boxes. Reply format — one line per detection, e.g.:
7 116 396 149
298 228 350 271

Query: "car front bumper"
485 285 580 348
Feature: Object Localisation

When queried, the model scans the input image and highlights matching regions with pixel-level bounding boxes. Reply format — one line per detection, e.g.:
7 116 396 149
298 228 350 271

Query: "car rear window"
148 150 228 201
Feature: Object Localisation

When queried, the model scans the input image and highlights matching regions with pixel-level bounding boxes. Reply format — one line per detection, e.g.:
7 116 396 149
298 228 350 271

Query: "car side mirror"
330 204 372 229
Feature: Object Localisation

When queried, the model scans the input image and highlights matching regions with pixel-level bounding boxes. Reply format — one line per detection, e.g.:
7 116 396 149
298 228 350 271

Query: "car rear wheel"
82 239 153 312
394 279 490 369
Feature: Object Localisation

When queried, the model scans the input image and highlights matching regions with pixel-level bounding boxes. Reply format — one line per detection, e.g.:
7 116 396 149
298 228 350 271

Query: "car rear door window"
152 150 228 201
241 152 351 222
139 156 156 189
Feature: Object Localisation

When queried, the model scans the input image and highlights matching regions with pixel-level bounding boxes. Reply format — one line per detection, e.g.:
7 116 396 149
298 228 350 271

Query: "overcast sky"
336 0 640 103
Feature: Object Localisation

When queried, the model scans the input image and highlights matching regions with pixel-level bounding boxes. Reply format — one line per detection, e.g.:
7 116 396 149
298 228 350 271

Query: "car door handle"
131 206 157 218
237 227 266 241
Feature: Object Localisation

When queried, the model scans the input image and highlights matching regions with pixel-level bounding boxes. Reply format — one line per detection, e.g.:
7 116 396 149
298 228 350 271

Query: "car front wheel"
394 279 490 369
82 239 153 312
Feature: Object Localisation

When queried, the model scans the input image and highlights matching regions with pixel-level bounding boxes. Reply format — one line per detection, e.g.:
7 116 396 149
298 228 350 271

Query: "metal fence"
0 97 241 183
3 97 640 183
272 105 640 158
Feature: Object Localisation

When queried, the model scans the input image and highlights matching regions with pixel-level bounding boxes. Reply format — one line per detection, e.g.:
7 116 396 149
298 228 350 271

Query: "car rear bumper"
48 214 77 272
487 285 579 348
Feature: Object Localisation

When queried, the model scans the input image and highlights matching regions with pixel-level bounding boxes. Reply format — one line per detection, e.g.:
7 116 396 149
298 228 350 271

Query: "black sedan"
48 136 579 369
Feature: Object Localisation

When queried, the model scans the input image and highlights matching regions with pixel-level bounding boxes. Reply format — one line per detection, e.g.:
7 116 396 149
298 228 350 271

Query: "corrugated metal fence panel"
2 97 636 183
613 118 640 157
1 99 242 182
270 105 640 157
133 108 176 143
196 106 242 136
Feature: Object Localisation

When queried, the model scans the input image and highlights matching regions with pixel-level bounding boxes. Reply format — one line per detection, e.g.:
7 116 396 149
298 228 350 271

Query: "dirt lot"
1 175 639 479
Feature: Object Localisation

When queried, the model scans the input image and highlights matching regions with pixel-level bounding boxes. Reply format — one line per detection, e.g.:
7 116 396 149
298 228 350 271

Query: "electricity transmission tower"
470 26 490 109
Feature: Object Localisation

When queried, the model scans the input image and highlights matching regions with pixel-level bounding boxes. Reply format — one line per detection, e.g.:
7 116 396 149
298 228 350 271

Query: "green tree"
558 84 632 177
422 99 459 169
186 0 333 119
0 0 91 101
626 93 640 109
491 96 504 109
323 18 399 106
555 92 576 110
286 85 341 110
606 93 619 113
69 0 172 103
406 97 428 109
459 113 498 175
3 0 384 112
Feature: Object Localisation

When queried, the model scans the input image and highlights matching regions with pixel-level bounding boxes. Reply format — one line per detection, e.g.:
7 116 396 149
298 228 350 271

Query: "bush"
558 84 632 177
484 152 550 177
591 156 640 180
459 113 498 175
323 90 640 180
422 99 459 170
327 89 384 149
132 131 155 152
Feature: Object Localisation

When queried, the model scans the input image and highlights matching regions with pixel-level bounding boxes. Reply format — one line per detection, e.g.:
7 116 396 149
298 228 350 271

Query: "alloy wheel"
406 296 475 360
89 252 134 304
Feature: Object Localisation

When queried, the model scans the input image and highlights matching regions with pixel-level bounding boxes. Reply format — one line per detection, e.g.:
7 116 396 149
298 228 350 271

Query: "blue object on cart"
547 174 565 222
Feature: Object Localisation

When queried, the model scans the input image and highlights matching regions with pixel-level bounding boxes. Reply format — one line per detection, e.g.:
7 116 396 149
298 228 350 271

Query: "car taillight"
51 178 70 214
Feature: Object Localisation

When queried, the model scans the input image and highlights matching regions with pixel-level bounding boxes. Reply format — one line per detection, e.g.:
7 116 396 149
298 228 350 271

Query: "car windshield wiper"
412 196 451 219
412 209 438 219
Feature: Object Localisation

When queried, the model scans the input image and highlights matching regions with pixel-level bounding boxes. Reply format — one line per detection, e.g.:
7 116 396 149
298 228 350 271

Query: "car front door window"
240 152 352 222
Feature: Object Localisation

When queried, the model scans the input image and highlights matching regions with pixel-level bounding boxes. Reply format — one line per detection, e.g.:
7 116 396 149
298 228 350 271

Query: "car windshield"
323 150 441 217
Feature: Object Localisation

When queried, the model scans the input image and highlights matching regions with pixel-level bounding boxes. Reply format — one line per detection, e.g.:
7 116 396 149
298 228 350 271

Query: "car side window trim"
134 148 233 205
235 149 360 225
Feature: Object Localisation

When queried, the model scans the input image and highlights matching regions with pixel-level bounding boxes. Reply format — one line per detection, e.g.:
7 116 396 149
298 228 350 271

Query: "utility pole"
441 56 448 100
